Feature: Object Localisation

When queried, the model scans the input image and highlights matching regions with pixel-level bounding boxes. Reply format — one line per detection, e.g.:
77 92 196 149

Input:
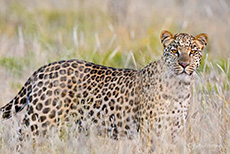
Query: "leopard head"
160 30 208 76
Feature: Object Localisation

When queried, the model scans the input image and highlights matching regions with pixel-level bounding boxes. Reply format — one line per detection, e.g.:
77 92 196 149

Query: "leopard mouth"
180 69 194 76
175 67 193 76
181 70 190 75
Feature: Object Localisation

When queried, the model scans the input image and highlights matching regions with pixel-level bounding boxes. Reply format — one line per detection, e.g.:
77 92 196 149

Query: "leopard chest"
140 71 192 136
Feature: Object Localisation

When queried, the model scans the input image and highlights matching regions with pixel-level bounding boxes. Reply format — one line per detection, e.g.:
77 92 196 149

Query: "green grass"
0 0 229 153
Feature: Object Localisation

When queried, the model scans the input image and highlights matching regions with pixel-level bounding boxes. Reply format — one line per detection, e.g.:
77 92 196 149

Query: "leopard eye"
190 50 196 54
171 50 178 53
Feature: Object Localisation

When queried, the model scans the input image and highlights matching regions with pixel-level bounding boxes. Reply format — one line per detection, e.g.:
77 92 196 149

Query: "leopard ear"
194 33 208 50
160 30 174 47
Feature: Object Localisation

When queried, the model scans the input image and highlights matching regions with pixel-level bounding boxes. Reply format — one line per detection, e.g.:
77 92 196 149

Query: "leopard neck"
138 58 193 102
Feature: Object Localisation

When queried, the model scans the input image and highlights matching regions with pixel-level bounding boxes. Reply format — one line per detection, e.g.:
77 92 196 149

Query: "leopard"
0 31 208 146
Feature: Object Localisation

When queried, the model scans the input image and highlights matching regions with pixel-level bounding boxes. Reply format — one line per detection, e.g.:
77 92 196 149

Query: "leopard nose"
179 62 189 68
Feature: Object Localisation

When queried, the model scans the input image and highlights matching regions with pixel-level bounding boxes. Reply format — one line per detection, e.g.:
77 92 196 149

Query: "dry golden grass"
0 0 229 153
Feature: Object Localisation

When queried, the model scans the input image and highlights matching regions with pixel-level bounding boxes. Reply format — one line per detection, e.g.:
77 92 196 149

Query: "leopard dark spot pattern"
0 31 208 149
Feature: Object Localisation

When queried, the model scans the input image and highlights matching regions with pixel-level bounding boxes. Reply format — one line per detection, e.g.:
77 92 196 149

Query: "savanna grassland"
0 0 229 153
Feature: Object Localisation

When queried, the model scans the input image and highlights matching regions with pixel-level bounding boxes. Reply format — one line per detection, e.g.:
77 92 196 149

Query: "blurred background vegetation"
0 0 229 153
0 0 229 72
0 0 229 90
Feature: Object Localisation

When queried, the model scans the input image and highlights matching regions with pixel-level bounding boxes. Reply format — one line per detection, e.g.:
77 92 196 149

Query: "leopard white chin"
176 72 193 81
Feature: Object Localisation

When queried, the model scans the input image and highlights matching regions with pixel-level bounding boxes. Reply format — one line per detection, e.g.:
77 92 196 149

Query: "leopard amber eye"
171 50 178 53
190 50 196 54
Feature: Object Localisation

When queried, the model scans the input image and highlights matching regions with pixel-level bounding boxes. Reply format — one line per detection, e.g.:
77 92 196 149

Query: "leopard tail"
0 77 33 119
